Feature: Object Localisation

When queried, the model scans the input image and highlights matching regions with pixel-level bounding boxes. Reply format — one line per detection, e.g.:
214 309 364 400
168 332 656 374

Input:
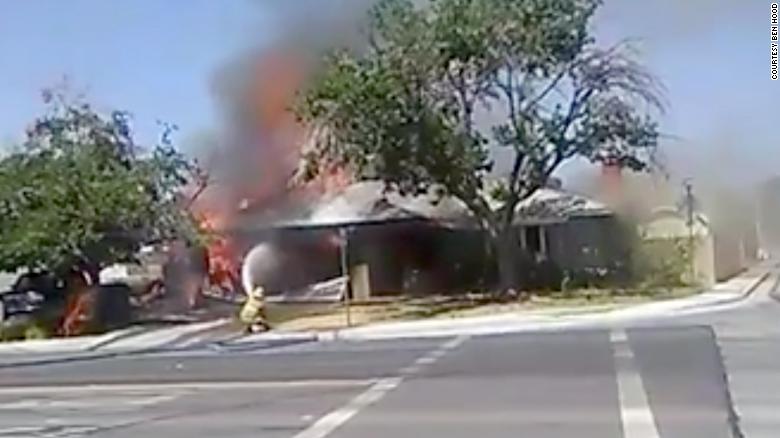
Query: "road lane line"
292 335 470 437
177 336 204 348
428 349 449 359
441 334 470 350
611 329 661 438
412 335 469 368
291 377 403 438
0 379 372 395
0 393 180 410
415 356 438 365
398 364 421 375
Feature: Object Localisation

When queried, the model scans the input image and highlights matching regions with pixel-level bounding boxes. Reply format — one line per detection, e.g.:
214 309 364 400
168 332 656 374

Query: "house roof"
513 188 613 224
235 181 474 231
303 182 424 226
234 181 613 231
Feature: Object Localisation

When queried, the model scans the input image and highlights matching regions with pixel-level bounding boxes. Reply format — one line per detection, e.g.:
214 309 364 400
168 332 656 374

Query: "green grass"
0 319 53 342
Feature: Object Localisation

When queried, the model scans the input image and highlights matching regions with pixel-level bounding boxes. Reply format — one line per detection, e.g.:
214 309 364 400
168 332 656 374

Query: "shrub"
24 323 49 340
632 237 693 289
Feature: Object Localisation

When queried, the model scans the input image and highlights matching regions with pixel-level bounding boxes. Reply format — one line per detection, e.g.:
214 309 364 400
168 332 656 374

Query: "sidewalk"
230 263 774 345
0 318 231 368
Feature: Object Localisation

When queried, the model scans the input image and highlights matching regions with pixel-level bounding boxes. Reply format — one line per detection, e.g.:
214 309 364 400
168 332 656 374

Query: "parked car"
0 272 66 329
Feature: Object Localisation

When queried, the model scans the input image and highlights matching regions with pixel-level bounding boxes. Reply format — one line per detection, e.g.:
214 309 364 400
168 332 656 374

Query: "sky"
0 0 778 187
592 0 779 189
0 0 270 146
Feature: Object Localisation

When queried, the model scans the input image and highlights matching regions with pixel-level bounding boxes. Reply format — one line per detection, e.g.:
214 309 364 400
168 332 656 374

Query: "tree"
0 92 202 281
296 0 663 293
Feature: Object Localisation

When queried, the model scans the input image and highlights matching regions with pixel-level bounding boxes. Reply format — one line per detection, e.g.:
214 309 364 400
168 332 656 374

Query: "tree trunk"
490 226 521 297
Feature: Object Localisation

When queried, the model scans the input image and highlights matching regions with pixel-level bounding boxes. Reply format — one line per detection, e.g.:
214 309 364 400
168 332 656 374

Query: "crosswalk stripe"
611 329 661 438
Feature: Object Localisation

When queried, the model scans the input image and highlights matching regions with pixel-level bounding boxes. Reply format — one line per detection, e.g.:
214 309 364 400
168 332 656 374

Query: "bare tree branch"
521 67 569 114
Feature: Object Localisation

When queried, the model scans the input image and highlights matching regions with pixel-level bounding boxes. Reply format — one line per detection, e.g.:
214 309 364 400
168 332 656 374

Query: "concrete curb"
674 270 771 314
0 332 317 369
737 270 771 300
0 319 233 368
0 327 141 356
0 350 122 369
709 325 746 438
767 273 780 303
210 332 318 352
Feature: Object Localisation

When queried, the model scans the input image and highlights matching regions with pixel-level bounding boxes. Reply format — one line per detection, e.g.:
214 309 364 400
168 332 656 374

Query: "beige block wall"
692 235 716 287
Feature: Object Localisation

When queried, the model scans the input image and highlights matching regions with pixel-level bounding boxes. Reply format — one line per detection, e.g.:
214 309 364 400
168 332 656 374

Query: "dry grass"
264 287 700 332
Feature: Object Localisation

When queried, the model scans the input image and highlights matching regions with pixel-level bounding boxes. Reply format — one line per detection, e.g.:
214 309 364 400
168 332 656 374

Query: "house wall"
236 215 632 296
550 216 630 273
642 212 717 286
695 235 717 286
235 228 342 295
349 223 487 295
236 221 489 297
525 215 631 287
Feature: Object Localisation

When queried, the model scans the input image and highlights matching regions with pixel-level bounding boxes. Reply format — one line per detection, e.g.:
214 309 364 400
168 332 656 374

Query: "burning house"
230 181 486 297
186 47 633 300
228 181 630 298
187 49 359 298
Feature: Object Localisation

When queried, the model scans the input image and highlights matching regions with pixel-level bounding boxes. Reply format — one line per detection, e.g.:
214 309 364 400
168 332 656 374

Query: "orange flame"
191 50 353 295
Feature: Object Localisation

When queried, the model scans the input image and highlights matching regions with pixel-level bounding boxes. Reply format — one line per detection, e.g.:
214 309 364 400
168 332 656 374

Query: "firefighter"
239 285 270 333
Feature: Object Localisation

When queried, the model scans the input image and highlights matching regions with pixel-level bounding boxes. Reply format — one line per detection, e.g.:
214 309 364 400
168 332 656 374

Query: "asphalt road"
670 280 780 438
0 326 742 438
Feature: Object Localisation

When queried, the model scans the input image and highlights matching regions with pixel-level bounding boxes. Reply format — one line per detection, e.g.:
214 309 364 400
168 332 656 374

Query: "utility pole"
338 227 352 327
682 178 696 280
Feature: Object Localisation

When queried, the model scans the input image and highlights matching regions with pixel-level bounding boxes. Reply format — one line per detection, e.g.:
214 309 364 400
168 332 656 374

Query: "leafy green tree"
296 0 663 293
0 92 202 281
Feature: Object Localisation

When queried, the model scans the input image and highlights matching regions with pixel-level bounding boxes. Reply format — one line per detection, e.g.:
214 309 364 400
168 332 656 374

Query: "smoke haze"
197 1 778 230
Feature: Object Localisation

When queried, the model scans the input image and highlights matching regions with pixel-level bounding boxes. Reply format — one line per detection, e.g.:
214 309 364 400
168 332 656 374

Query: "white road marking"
611 329 661 438
415 356 438 365
178 336 204 348
441 335 470 351
398 365 421 375
0 379 372 395
428 349 448 359
291 377 403 438
0 394 179 410
291 335 470 438
412 336 469 367
0 425 100 438
128 394 180 406
0 426 45 437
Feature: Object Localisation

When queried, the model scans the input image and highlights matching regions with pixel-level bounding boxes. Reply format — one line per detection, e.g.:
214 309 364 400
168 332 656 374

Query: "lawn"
264 286 700 332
